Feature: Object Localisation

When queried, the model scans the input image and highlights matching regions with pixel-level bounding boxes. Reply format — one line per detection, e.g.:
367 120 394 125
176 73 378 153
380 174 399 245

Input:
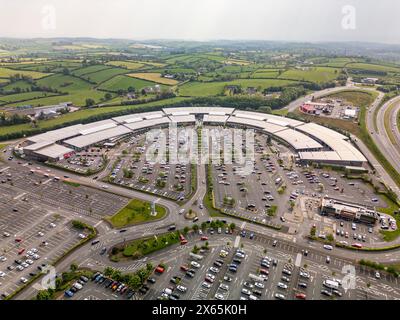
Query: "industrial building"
320 197 378 225
21 107 367 167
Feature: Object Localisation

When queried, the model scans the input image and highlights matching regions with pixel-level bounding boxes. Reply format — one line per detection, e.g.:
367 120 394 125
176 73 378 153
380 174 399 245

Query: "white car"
214 293 224 300
49 223 56 228
31 248 38 253
21 262 29 268
3 232 10 237
37 232 44 237
27 251 33 256
375 272 381 279
299 271 310 279
0 271 5 277
32 254 40 260
16 265 24 271
323 245 333 250
0 256 7 262
219 283 229 291
277 282 288 289
176 285 187 293
209 267 220 274
254 282 264 289
201 282 211 289
20 277 28 283
78 233 87 239
101 185 109 189
191 261 201 268
25 259 34 265
241 288 251 296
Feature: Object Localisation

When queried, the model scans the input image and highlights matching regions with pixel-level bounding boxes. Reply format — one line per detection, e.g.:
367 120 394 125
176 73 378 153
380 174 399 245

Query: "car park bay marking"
234 236 240 248
13 192 26 200
295 253 302 267
0 167 9 173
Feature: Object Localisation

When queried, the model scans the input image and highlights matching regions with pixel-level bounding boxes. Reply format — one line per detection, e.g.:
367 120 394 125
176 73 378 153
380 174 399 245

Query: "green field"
72 65 111 77
0 91 60 105
0 97 187 136
278 67 340 83
106 61 145 70
81 68 128 84
98 75 161 92
178 79 297 96
106 199 166 227
346 63 400 73
0 67 50 79
1 80 34 91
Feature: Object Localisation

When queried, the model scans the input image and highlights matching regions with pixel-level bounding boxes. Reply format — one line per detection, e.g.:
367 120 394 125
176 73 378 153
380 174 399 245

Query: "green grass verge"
62 181 80 187
105 198 166 228
118 231 180 258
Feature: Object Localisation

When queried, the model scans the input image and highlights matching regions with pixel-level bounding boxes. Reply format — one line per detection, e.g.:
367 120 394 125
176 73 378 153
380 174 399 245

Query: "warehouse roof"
163 107 235 115
169 115 196 123
203 115 229 123
274 129 323 150
64 126 132 149
34 144 74 159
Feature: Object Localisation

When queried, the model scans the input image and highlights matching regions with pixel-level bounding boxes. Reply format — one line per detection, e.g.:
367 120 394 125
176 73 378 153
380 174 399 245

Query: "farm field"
81 67 128 84
98 75 161 92
106 61 145 70
127 72 179 85
178 78 297 96
0 96 187 137
278 67 340 83
72 65 111 77
0 67 50 79
1 80 36 91
346 63 400 73
0 91 60 105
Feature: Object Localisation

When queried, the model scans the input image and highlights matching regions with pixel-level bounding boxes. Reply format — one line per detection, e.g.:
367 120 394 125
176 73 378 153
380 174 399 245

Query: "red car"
200 236 208 241
18 248 25 255
179 234 188 245
155 266 165 274
259 268 269 275
15 238 22 243
295 293 306 300
352 243 363 249
180 265 189 272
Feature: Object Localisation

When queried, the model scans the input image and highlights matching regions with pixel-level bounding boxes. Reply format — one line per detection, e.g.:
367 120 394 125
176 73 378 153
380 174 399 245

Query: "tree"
70 263 78 272
146 262 153 272
201 222 207 230
128 274 142 289
183 226 190 235
36 290 53 300
85 98 95 107
229 222 236 231
104 92 112 100
112 270 123 281
192 224 199 232
104 267 114 277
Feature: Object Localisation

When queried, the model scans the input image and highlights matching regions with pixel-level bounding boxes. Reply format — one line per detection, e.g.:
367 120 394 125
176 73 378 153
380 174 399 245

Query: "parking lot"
0 164 129 220
105 130 194 201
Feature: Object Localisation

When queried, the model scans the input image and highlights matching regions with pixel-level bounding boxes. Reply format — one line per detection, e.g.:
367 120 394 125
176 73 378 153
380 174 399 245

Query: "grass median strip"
105 198 166 228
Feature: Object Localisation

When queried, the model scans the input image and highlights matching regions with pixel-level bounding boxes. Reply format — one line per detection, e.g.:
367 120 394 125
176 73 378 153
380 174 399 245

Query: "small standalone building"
320 197 378 225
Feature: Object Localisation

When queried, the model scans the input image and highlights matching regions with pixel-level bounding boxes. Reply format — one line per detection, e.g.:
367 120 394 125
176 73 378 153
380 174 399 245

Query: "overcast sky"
0 0 399 44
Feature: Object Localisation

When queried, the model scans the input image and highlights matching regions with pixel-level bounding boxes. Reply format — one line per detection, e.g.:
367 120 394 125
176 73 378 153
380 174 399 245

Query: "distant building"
361 77 379 85
320 197 378 225
344 108 357 118
246 87 257 94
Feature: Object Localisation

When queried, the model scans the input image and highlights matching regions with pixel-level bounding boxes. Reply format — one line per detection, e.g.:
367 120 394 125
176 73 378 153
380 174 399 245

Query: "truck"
323 279 340 290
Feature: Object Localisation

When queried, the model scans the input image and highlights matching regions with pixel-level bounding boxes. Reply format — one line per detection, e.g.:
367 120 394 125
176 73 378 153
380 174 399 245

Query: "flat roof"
124 117 171 131
169 115 196 123
203 115 229 123
34 144 74 159
24 140 54 151
274 129 323 150
64 126 132 149
79 122 117 135
112 111 163 123
297 123 366 162
27 124 84 143
163 107 235 115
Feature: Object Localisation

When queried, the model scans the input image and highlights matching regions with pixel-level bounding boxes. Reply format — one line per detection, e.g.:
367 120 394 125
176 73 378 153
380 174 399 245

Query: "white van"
73 282 83 290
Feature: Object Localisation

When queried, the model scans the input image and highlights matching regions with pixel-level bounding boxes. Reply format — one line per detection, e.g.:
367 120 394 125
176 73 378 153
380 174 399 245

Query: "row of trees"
103 263 154 290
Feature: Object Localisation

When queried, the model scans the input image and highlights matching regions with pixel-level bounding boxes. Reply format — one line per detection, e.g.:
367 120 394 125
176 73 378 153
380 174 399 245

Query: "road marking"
234 236 240 248
295 253 302 267
13 192 26 200
94 221 103 227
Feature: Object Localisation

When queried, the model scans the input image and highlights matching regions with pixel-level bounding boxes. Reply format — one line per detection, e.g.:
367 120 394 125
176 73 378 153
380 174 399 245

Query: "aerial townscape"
1 0 400 307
